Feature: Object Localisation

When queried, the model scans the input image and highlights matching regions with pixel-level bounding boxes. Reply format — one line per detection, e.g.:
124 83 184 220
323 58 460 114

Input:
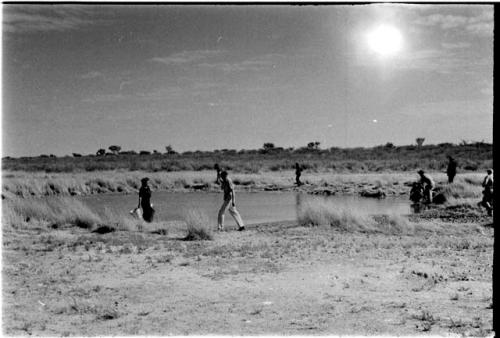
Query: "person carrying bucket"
138 177 155 222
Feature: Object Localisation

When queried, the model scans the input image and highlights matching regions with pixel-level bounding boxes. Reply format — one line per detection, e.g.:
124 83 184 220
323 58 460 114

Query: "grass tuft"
297 197 373 232
183 209 213 241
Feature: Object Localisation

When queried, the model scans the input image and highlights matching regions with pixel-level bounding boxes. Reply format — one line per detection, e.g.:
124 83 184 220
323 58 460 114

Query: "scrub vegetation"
2 142 492 173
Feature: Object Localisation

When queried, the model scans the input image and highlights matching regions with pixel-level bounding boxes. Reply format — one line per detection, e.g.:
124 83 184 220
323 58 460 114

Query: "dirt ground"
2 211 493 336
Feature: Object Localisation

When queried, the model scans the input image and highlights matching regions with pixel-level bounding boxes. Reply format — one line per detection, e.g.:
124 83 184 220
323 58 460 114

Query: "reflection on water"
81 191 411 226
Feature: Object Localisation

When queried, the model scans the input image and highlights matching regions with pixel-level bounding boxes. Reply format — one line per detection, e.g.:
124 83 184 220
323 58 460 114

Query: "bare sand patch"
2 218 492 336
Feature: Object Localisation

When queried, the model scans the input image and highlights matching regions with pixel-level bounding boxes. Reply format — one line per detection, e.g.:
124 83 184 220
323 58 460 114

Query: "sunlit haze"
367 25 403 56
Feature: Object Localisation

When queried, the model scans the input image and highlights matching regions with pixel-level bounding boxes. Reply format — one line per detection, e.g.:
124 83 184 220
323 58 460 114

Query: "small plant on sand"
183 209 213 240
101 207 141 232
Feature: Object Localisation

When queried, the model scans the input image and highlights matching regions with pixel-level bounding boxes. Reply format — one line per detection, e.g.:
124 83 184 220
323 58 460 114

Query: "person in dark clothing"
446 156 458 183
214 163 222 185
138 177 154 222
295 163 303 186
478 169 493 216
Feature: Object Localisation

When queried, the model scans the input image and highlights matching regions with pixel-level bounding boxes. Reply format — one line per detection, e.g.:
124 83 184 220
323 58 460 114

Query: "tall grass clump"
437 180 483 206
3 197 102 229
183 209 213 241
297 197 374 232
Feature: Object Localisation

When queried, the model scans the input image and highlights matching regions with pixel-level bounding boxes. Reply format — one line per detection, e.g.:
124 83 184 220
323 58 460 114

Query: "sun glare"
367 25 403 56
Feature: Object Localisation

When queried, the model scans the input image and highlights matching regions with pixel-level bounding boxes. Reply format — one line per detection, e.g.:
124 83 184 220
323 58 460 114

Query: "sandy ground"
2 215 493 336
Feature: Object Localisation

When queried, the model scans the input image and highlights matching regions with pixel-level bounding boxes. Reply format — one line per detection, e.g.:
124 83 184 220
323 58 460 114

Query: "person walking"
295 162 303 186
479 169 493 216
214 163 222 185
418 170 435 204
217 171 245 231
446 156 458 183
138 177 155 222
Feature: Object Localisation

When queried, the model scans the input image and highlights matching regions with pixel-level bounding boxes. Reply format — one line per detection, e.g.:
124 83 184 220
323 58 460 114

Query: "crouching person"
218 171 245 231
418 170 435 204
479 169 493 216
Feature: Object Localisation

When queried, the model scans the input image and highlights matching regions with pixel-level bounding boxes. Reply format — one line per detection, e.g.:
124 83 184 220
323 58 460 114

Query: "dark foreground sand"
2 213 493 336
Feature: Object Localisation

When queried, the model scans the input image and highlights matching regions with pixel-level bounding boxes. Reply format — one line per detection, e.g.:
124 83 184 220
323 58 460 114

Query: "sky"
1 4 494 157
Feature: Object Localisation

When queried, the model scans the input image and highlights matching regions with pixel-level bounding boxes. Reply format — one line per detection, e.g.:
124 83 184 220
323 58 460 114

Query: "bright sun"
367 25 403 56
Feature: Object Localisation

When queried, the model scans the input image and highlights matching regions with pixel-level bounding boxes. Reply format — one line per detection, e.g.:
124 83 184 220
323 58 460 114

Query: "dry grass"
3 170 485 199
3 196 102 229
297 197 417 235
297 197 374 232
2 196 148 232
183 209 213 241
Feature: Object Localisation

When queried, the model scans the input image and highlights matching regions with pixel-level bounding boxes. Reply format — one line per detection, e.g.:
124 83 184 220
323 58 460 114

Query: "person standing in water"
218 171 245 231
138 177 154 222
295 162 303 186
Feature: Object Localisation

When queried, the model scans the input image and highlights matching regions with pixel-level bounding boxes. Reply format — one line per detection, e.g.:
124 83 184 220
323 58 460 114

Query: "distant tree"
108 145 121 154
96 148 106 156
416 138 425 148
307 141 320 150
39 154 49 158
263 143 275 150
139 150 151 155
153 150 159 154
385 142 395 149
165 145 177 154
49 154 56 158
72 153 82 157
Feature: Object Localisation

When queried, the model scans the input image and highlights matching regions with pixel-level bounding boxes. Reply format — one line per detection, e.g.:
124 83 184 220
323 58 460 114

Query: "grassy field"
1 169 487 202
2 201 493 335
